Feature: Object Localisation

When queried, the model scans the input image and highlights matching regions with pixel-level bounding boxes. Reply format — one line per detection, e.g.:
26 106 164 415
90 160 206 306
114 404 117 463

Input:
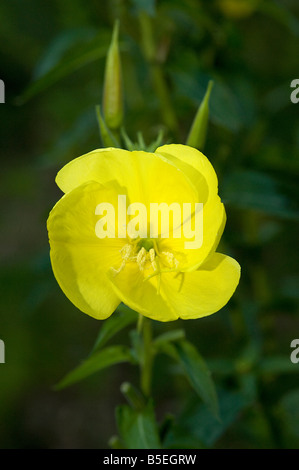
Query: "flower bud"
186 80 213 150
102 20 124 131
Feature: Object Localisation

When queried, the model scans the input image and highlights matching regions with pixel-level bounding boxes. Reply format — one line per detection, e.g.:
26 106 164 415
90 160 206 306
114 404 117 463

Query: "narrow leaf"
258 356 299 375
172 340 219 418
17 35 109 104
222 169 299 220
54 345 133 390
163 389 250 448
153 329 186 348
116 400 161 449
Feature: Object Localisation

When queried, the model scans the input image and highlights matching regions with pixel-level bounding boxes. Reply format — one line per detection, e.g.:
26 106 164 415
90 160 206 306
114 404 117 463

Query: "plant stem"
137 312 144 333
139 315 154 397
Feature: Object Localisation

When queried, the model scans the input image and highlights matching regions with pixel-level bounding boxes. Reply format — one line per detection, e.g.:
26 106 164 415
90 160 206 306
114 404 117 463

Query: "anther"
162 251 179 269
137 247 147 271
149 248 157 271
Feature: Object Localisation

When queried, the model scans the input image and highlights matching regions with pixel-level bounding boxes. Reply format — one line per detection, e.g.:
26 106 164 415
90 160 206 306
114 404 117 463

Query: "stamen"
147 248 160 294
149 248 157 271
111 243 136 275
120 244 134 260
111 238 182 296
137 247 147 271
161 251 179 269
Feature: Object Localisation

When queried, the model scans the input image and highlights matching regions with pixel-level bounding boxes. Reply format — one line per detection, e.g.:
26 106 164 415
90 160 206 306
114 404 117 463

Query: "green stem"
139 315 154 397
137 313 144 333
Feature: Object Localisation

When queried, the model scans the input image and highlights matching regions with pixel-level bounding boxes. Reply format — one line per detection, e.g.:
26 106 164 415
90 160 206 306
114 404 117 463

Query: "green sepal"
186 80 213 150
95 104 121 148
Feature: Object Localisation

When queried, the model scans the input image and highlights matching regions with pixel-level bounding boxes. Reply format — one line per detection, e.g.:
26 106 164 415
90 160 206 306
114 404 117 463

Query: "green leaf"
163 388 250 448
129 329 143 364
32 27 98 79
209 79 244 132
17 33 110 104
37 109 96 169
222 169 299 220
258 356 298 375
173 71 244 132
171 340 219 418
116 400 161 449
54 345 133 390
91 304 138 353
153 329 186 348
277 389 299 442
259 1 299 37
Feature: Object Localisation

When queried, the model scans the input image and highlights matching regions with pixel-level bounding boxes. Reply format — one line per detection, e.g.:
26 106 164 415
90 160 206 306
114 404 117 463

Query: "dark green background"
0 0 299 449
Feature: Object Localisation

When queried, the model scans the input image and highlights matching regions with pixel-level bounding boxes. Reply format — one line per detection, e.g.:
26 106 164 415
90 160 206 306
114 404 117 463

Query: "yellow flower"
47 144 240 322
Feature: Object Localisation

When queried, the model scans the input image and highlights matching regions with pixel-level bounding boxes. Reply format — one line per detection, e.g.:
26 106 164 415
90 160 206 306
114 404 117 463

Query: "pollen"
161 251 179 269
110 243 136 275
136 247 147 270
111 238 180 296
110 240 157 276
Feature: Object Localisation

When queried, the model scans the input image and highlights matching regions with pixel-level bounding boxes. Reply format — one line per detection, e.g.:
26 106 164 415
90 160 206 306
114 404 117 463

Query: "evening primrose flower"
47 144 240 322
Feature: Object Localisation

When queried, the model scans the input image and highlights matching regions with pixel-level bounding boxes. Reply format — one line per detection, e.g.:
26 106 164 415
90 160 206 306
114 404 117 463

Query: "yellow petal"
56 147 198 208
155 144 219 202
47 181 125 319
160 252 241 319
108 263 178 322
157 196 226 272
108 252 240 322
56 148 127 194
155 145 226 271
56 147 201 240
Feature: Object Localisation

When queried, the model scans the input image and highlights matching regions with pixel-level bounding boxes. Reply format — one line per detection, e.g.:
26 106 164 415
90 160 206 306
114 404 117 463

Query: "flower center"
110 237 181 293
137 238 154 252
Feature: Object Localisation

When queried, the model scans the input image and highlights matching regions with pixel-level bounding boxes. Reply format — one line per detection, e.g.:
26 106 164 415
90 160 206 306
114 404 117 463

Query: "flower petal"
108 252 240 322
155 144 219 201
155 144 226 270
160 252 241 319
158 196 226 272
56 147 199 212
47 181 125 319
108 263 178 322
56 147 205 247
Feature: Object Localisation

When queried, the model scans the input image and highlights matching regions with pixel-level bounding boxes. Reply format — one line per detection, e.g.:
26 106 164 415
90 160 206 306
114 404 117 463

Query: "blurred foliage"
0 0 299 449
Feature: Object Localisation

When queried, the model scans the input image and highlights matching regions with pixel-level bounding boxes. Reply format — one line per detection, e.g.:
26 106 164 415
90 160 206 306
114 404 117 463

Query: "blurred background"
0 0 299 449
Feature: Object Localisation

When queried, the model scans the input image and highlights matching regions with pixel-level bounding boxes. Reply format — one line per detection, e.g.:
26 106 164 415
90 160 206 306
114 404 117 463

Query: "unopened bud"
102 20 124 131
186 80 213 150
